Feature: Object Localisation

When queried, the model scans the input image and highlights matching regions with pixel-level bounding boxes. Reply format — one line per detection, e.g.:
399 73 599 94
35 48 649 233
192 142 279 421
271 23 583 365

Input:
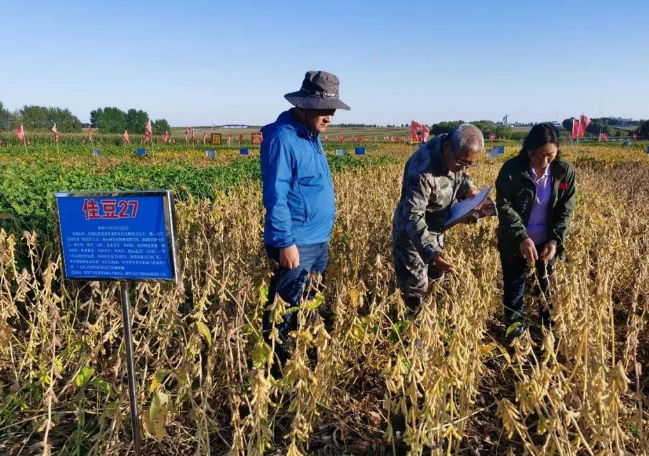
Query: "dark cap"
284 71 351 111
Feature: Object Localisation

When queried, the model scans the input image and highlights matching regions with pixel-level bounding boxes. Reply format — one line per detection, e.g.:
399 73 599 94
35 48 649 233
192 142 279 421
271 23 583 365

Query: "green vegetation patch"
0 153 397 237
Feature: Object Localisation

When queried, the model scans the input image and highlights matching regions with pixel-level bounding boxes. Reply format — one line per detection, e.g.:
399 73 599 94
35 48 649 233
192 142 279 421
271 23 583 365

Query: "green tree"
585 120 613 137
126 109 149 134
153 119 170 135
638 120 649 137
562 118 574 131
0 101 17 131
431 120 463 136
97 107 127 133
90 108 103 128
52 107 82 132
19 105 82 132
494 125 513 139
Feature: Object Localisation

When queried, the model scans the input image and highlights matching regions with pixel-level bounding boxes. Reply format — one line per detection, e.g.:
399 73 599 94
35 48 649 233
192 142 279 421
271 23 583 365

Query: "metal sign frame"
55 190 179 283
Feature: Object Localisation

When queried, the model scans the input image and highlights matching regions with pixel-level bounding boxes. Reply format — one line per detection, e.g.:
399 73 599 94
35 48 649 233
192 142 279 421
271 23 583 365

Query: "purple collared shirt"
526 164 552 244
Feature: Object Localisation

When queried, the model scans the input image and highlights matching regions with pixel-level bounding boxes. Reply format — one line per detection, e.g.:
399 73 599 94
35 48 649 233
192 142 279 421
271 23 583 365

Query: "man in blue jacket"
260 71 350 371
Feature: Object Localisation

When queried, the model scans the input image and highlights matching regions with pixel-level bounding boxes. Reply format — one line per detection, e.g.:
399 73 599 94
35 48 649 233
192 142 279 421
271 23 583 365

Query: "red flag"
202 132 207 144
357 136 362 143
88 126 93 141
409 120 422 143
162 131 169 143
51 123 60 142
191 129 196 141
391 136 396 143
421 127 430 143
123 130 130 144
228 133 233 144
324 135 329 143
579 115 591 136
489 134 495 142
145 120 153 139
571 119 579 139
16 125 25 141
238 134 244 142
184 127 189 143
633 133 638 139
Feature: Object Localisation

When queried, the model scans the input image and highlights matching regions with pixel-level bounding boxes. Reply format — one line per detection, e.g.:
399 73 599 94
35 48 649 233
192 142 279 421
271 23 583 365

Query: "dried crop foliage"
0 145 647 455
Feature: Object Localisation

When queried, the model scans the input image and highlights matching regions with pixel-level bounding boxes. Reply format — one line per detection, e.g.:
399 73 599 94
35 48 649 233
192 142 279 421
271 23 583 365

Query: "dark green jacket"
495 153 576 261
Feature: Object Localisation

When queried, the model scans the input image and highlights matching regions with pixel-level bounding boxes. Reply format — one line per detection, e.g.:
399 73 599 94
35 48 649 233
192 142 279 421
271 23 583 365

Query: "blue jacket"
260 110 336 248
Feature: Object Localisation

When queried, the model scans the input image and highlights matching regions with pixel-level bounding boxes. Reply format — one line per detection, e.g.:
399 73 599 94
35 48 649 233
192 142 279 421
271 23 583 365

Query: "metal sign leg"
120 281 142 455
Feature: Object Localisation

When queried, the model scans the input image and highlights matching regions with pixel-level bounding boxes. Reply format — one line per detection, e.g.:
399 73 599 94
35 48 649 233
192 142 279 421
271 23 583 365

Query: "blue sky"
1 0 647 126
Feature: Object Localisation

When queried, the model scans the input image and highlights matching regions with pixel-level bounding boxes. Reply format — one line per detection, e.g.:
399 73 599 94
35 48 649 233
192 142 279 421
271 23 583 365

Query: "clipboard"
442 186 492 232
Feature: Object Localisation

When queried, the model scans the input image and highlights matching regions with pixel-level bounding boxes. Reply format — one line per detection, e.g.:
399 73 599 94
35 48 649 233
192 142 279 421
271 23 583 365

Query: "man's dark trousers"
262 242 328 368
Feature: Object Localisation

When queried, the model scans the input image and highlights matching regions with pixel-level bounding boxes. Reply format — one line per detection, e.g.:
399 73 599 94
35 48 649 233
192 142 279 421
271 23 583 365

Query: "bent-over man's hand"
279 245 300 269
462 187 480 199
519 238 538 262
432 254 456 274
539 243 556 262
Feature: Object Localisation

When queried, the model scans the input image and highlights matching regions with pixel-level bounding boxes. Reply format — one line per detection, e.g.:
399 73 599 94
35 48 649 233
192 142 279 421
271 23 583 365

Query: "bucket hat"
284 71 350 111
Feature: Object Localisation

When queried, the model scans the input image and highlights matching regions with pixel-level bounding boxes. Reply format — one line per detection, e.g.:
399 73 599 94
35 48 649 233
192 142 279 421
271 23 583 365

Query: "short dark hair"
519 123 561 158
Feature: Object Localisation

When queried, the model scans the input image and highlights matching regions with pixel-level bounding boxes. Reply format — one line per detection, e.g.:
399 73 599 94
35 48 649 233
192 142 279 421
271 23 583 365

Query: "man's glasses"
450 143 478 168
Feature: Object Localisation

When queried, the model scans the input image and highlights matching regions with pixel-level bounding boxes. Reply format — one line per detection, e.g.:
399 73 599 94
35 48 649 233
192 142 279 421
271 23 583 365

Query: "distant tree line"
429 120 515 139
561 117 647 137
332 123 379 128
0 101 170 136
90 107 169 134
0 102 82 132
1 99 645 138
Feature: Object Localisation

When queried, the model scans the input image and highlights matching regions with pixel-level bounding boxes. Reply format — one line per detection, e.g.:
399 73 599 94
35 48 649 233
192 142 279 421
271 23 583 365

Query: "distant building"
221 124 249 129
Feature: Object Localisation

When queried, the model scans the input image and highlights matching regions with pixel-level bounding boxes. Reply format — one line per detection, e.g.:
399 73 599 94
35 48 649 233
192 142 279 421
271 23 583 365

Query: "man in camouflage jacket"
392 124 493 310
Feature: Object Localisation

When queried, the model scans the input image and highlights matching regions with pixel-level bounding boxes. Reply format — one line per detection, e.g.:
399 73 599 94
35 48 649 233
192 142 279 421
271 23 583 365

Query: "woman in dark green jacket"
495 123 576 338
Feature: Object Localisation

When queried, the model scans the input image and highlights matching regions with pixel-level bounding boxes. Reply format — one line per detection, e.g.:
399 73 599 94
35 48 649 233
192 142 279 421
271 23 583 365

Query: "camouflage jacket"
392 134 475 264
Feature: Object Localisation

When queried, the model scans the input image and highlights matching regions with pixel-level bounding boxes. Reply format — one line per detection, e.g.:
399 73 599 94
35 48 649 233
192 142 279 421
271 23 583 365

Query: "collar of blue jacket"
264 109 319 141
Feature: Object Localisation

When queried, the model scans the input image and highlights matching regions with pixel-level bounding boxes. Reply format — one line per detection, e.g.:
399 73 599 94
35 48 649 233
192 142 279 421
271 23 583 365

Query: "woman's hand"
519 238 538 262
539 243 556 262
